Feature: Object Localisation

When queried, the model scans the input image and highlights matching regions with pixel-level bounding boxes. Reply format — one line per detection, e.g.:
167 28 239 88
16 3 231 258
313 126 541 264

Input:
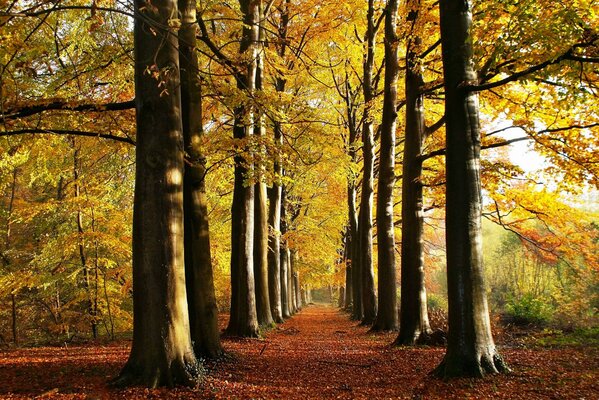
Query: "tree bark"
288 248 297 314
253 2 274 326
434 0 508 377
396 4 432 344
179 0 223 358
343 229 353 309
114 0 200 386
226 0 260 338
373 0 399 331
360 0 378 327
268 0 290 325
280 185 291 318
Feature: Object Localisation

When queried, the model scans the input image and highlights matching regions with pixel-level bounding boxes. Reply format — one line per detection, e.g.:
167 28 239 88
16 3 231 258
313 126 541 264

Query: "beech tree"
113 0 200 387
179 0 223 358
373 0 399 331
359 0 378 326
396 0 433 344
434 0 508 377
226 0 260 338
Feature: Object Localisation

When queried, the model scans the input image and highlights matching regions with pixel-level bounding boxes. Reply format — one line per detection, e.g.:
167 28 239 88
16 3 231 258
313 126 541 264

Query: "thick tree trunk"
360 0 378 327
114 0 200 386
253 10 274 326
396 7 432 344
227 0 260 338
434 0 508 377
372 0 399 331
179 0 223 358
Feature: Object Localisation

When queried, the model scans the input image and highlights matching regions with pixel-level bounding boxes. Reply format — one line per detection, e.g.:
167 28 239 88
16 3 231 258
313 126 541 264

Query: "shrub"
504 293 553 326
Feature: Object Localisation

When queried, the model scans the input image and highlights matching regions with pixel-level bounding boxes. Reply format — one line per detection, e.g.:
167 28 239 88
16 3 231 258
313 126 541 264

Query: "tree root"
432 351 510 379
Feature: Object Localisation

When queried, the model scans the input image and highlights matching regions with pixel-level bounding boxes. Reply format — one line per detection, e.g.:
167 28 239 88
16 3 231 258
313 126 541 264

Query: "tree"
113 0 200 387
396 0 432 344
434 0 508 377
226 0 260 338
372 0 399 331
179 0 223 359
359 0 378 327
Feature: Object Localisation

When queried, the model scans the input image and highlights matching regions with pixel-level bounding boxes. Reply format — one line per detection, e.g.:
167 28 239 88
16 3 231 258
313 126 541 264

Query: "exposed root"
110 358 202 388
432 351 509 379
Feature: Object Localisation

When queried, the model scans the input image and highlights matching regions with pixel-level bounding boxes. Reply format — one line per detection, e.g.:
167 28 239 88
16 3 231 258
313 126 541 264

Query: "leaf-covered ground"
0 305 597 399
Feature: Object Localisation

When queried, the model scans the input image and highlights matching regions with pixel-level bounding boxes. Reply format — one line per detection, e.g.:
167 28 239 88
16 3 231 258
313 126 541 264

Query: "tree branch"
0 129 135 145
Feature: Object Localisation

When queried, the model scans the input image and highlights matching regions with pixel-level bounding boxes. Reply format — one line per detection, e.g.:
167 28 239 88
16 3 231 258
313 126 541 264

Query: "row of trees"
337 0 597 378
1 0 597 387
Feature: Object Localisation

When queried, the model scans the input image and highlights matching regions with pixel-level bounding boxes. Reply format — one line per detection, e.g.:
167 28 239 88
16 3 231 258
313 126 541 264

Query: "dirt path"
0 304 597 399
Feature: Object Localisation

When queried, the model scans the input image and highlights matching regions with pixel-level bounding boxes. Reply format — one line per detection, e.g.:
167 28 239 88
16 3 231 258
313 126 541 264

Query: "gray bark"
114 0 200 386
396 3 432 344
360 0 378 326
226 0 260 337
434 0 508 377
373 0 399 331
179 0 223 358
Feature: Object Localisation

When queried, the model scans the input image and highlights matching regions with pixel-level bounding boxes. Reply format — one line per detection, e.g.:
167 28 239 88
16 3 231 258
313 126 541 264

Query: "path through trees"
0 305 597 399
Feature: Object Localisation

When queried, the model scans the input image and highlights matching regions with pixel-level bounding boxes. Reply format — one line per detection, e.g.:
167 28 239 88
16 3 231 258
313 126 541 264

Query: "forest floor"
0 305 597 399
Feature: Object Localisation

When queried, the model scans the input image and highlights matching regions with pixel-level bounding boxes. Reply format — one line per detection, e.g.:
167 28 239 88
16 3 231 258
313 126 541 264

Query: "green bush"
505 294 553 326
427 293 448 312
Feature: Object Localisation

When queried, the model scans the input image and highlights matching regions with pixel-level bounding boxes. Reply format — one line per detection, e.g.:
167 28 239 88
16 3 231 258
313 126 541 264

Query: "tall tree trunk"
360 0 378 327
373 0 399 331
227 0 260 337
114 0 200 386
280 187 291 318
396 4 432 344
253 2 274 326
268 0 290 325
434 0 508 377
179 0 223 358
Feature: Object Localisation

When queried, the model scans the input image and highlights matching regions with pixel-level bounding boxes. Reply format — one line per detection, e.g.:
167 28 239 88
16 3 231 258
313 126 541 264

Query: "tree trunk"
226 0 260 338
360 0 378 327
288 248 297 314
253 4 274 326
396 5 432 344
73 144 98 339
343 228 353 309
114 0 200 386
292 251 301 310
280 185 291 318
11 294 17 346
434 0 508 377
179 0 223 358
372 0 399 331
